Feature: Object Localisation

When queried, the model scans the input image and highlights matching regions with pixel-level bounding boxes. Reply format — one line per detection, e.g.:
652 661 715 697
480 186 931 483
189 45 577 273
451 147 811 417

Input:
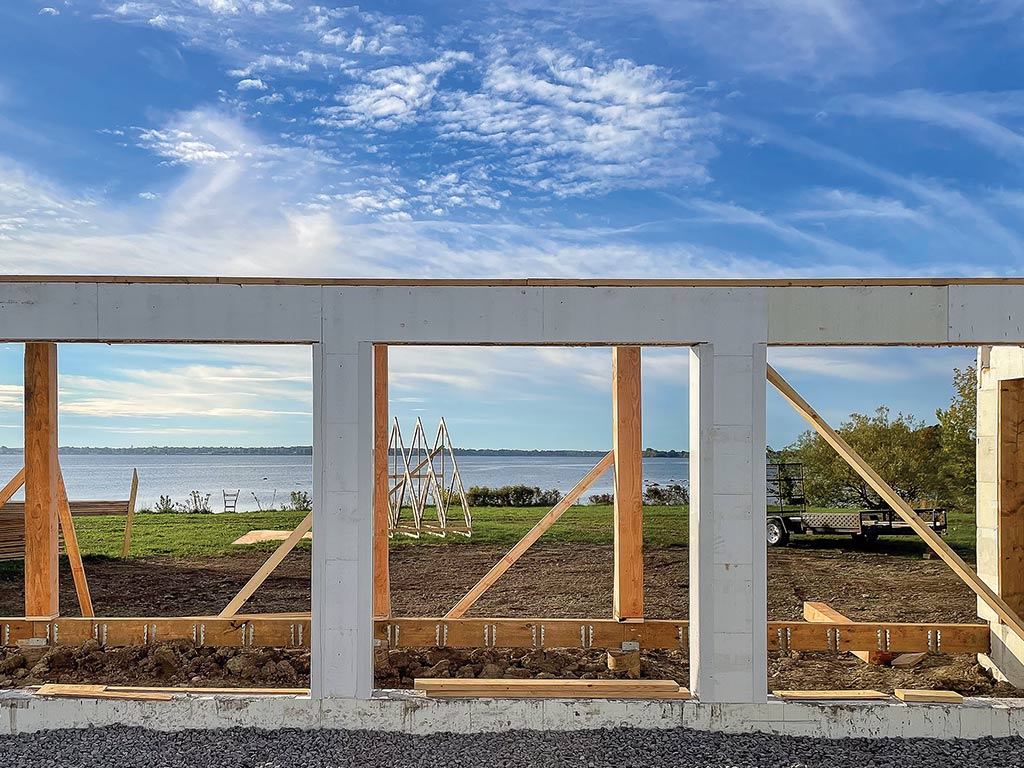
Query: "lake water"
0 454 689 512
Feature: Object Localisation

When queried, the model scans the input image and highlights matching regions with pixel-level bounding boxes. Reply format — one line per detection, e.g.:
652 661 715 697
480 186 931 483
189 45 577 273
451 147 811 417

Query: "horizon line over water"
0 453 690 513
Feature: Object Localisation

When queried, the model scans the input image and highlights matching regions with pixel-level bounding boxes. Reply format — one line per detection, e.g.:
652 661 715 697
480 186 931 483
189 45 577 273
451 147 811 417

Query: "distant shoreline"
0 446 689 458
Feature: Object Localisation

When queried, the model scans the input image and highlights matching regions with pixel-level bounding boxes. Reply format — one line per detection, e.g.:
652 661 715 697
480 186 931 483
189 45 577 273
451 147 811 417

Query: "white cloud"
318 51 472 130
831 90 1024 159
435 45 716 195
236 77 267 91
39 7 60 16
786 189 930 224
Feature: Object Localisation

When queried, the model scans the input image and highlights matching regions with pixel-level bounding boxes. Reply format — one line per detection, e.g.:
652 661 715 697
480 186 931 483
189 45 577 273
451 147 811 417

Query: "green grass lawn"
66 504 978 562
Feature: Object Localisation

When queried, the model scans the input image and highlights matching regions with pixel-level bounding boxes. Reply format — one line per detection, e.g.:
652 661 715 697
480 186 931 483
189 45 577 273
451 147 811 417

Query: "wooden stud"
373 345 391 618
803 601 889 665
24 343 59 618
612 347 643 621
219 512 312 617
768 364 1024 645
122 468 138 558
998 379 1024 615
56 466 93 618
35 684 172 701
445 451 614 618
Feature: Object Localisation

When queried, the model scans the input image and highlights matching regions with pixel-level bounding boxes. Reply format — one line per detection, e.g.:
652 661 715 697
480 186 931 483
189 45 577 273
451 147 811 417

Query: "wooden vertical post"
373 345 391 619
24 343 59 617
999 379 1024 615
122 468 139 558
612 346 643 621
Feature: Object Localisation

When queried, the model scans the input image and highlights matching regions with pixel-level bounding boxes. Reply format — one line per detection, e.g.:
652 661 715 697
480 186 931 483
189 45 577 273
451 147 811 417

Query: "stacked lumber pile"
414 678 691 699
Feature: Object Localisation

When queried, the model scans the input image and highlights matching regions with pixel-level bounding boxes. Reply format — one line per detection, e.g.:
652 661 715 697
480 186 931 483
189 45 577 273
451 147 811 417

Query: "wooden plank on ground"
373 344 391 619
445 451 614 619
773 690 889 701
122 468 138 558
415 678 690 699
36 684 173 701
24 343 59 617
232 530 312 545
894 688 963 704
612 346 643 621
803 601 889 664
106 685 309 696
219 512 313 618
56 467 93 618
768 364 1024 646
891 652 928 668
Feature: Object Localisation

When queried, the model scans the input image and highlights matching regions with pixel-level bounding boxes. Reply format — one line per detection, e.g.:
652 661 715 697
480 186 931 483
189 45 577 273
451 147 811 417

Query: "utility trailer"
765 462 947 546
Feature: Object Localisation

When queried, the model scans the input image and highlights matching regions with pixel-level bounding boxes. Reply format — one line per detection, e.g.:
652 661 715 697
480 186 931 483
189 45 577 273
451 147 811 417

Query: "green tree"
935 365 977 511
790 407 944 509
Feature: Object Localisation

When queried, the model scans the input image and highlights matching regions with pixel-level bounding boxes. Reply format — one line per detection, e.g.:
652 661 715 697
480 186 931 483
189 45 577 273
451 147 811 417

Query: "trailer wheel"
766 518 789 547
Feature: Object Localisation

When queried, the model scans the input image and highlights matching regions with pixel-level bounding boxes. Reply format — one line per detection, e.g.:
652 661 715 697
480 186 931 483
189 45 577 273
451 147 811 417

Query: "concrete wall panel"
951 286 1024 343
0 282 99 340
97 284 321 342
767 286 948 344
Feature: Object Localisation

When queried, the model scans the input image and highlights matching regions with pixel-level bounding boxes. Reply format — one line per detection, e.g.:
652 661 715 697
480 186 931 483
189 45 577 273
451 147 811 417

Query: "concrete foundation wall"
4 278 1024 731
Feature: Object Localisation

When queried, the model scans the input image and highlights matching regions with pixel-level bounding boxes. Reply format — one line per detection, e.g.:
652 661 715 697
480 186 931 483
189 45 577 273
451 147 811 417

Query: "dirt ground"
0 543 1018 695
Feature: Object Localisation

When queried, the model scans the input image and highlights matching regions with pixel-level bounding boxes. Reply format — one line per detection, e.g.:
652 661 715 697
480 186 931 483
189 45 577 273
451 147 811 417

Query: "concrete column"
311 342 375 698
689 342 767 703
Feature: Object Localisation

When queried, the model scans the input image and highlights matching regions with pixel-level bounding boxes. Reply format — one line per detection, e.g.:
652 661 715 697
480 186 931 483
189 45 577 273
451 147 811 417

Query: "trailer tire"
766 518 790 547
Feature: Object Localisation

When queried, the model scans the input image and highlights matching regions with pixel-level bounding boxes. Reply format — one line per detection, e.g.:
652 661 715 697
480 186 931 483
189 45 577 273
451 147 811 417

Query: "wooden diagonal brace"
445 451 614 619
768 364 1024 645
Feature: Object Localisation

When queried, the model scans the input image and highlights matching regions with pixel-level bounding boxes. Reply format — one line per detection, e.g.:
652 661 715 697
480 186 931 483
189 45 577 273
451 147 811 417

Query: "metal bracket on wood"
776 627 791 653
928 628 941 653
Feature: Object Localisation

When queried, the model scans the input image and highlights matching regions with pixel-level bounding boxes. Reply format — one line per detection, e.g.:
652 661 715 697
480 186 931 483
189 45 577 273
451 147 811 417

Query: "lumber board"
612 346 643 621
445 451 615 618
894 688 963 704
0 467 25 509
56 467 93 618
803 602 889 664
773 689 889 701
106 685 309 696
24 343 59 617
232 530 312 545
891 652 928 668
999 379 1024 615
373 344 391 619
770 620 989 654
415 678 690 699
219 512 312 617
122 468 138 558
36 684 173 701
768 364 1024 646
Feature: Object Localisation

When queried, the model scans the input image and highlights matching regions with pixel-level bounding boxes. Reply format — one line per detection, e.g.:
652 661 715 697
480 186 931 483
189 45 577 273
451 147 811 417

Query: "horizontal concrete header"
2 278 1024 346
2 275 1024 287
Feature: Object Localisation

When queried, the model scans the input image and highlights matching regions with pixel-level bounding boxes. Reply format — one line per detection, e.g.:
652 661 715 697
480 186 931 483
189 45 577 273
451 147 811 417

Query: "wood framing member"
999 378 1024 616
612 346 643 621
445 451 615 619
219 512 312 618
803 602 889 664
56 467 93 618
24 343 59 617
0 468 25 508
122 468 138 558
371 617 989 654
0 615 311 648
768 364 1024 645
373 345 391 618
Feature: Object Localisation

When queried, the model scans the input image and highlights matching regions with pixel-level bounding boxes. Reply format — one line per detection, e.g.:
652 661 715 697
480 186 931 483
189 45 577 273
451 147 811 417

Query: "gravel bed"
0 726 1021 767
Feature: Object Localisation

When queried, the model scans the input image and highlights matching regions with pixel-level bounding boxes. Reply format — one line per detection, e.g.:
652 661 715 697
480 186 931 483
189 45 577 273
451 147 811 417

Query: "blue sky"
0 1 1011 448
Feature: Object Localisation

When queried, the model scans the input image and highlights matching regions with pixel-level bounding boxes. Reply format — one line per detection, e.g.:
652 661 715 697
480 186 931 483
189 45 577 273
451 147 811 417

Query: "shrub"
588 493 614 505
643 483 689 506
146 495 177 514
465 485 563 507
287 490 312 511
177 490 213 514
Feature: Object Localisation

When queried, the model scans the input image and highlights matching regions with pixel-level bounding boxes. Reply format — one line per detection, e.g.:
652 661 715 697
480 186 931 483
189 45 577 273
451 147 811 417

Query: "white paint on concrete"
2 692 1024 739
